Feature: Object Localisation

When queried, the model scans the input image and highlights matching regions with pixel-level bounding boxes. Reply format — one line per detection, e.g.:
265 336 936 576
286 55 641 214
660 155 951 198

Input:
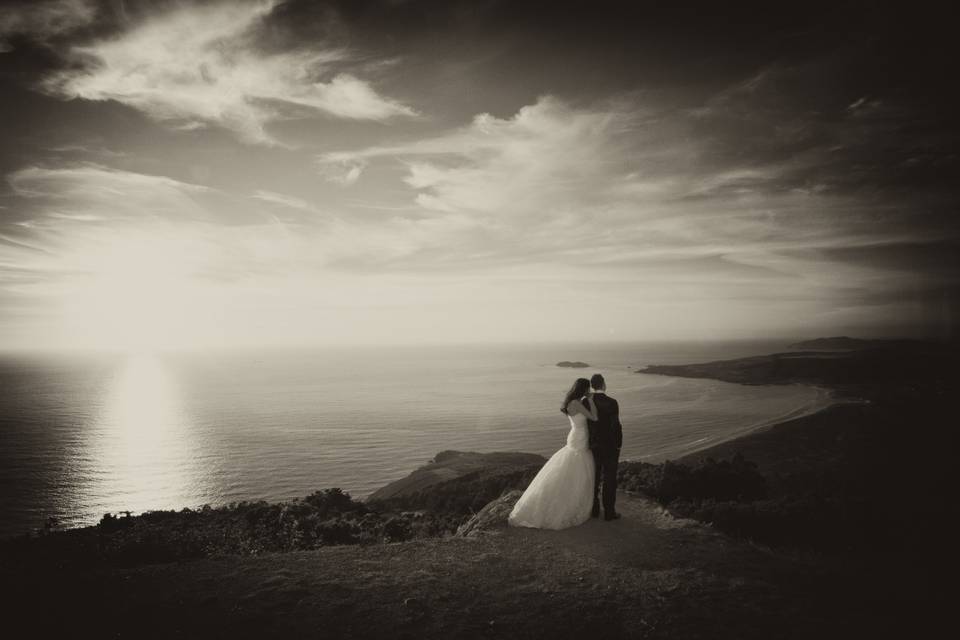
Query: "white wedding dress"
508 412 595 530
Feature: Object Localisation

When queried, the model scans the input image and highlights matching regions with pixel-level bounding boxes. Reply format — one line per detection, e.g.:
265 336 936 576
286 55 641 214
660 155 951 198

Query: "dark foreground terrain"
2 338 955 638
4 492 925 640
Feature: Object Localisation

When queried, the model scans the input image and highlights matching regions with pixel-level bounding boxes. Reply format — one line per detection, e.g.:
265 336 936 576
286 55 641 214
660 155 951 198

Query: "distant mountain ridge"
788 336 925 350
638 338 956 387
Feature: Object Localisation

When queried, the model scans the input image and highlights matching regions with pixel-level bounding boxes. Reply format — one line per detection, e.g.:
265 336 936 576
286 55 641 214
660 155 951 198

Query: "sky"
0 0 958 350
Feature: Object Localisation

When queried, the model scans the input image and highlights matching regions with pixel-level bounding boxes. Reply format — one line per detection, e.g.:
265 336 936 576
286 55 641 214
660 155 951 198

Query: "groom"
586 373 622 520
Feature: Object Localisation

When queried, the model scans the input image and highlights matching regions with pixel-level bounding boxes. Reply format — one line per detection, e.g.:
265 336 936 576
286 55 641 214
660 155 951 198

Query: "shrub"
304 488 366 517
618 453 767 503
619 455 879 551
81 484 474 564
382 516 413 542
668 494 864 550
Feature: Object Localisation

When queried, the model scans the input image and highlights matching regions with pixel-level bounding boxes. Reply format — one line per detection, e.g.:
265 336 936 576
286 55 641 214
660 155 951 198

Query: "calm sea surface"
0 341 829 537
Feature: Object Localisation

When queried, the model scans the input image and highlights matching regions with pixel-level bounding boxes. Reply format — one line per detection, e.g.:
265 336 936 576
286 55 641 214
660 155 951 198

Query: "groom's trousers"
592 446 620 515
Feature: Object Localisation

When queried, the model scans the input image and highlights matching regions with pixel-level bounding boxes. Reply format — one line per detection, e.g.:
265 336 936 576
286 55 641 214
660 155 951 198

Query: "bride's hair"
561 378 591 414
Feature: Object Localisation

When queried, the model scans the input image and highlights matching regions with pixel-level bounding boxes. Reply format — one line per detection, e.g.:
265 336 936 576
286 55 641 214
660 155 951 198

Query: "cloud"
321 96 644 213
312 91 960 335
0 160 521 347
317 158 367 186
3 51 958 345
0 0 96 51
7 164 214 223
1 162 482 287
319 96 819 260
40 0 415 144
251 190 315 212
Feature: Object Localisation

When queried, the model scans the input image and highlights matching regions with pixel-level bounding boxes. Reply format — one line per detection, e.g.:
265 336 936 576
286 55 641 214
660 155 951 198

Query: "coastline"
627 383 842 464
0 340 817 538
2 338 954 638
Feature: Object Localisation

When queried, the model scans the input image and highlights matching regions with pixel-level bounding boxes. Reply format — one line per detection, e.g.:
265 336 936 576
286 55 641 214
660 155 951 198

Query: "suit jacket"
587 392 622 450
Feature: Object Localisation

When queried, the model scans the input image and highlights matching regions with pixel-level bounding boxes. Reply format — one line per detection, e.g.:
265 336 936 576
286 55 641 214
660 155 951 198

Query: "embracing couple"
508 373 623 530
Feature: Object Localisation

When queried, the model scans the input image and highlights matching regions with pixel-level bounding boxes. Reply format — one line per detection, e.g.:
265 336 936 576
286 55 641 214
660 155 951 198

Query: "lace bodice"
565 412 589 451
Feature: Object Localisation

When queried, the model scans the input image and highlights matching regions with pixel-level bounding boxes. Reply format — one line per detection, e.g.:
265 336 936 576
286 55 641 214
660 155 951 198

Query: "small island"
556 360 590 368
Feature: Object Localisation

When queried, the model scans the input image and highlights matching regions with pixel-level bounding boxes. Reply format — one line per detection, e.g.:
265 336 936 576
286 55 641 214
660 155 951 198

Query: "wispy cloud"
7 164 213 222
319 97 820 258
0 161 506 346
1 162 480 284
2 21 957 346
320 96 644 211
251 189 315 212
313 92 958 332
318 158 367 186
39 0 415 144
0 0 96 51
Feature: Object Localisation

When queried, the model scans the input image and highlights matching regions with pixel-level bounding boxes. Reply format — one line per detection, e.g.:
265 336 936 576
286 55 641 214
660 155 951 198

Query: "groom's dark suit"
587 392 622 518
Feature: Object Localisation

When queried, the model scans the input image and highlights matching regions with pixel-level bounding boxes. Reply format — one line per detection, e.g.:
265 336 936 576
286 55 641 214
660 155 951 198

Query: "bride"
508 377 598 530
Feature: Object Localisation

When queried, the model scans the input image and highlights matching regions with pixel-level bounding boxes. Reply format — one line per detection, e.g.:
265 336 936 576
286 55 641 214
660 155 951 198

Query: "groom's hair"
590 373 605 390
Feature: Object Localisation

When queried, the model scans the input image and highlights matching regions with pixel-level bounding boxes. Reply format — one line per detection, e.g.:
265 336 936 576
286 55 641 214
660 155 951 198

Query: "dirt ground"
5 492 926 639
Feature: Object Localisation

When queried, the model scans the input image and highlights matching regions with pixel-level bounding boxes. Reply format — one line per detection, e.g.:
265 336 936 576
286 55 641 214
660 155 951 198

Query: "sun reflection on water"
84 354 207 518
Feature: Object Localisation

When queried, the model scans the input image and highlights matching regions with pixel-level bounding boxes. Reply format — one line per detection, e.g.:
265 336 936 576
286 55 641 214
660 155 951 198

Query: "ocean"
0 340 829 537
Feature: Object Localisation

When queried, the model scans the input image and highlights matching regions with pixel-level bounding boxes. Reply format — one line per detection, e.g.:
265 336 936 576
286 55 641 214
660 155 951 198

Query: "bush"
618 455 879 551
668 494 866 550
304 488 367 518
618 453 767 503
82 485 472 564
382 517 412 542
98 512 134 533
